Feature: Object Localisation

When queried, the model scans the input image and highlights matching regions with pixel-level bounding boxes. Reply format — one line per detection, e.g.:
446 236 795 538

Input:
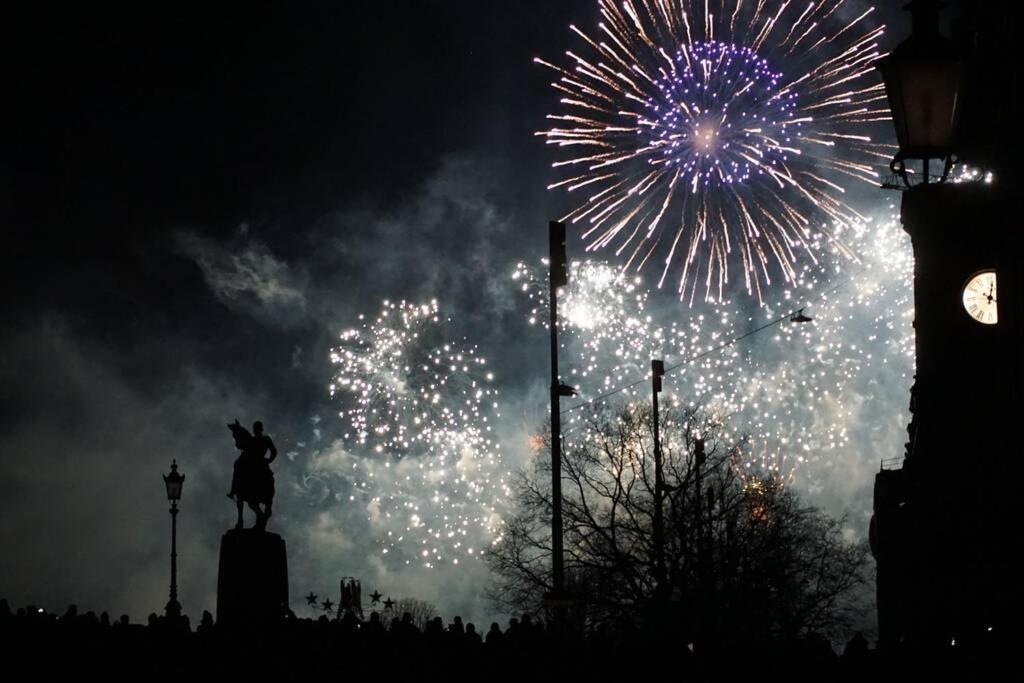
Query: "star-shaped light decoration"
370 590 382 605
306 592 318 606
383 597 395 610
321 600 334 612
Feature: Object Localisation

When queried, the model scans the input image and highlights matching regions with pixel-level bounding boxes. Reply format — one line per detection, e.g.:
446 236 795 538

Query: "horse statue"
227 419 277 531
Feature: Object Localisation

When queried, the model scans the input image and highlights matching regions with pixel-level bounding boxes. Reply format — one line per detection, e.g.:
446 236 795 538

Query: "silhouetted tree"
486 401 869 645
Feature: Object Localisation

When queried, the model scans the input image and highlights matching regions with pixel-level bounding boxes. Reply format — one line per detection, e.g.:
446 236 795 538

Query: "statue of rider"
227 420 278 529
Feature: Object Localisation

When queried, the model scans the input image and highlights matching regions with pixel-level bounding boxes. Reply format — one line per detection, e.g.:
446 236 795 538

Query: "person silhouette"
197 610 214 635
843 631 869 659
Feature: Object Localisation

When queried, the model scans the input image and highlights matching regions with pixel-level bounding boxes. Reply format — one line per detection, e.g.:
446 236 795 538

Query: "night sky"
3 2 910 625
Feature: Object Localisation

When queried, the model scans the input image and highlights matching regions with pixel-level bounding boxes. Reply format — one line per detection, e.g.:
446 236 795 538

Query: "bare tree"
486 401 869 644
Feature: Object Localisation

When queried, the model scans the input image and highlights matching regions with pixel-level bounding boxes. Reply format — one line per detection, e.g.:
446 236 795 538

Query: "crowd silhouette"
1 597 1009 680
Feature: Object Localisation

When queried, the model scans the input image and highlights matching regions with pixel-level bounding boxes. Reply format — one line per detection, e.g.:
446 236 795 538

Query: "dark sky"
2 1 911 624
2 1 595 623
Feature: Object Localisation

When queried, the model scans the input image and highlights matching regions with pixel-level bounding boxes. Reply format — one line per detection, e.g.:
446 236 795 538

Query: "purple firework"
537 0 892 305
651 41 798 189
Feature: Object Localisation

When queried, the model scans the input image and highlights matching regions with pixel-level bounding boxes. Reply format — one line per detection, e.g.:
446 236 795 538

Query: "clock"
962 270 998 325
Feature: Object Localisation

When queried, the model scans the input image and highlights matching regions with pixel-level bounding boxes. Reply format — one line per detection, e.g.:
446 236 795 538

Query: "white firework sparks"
514 206 913 490
317 299 510 567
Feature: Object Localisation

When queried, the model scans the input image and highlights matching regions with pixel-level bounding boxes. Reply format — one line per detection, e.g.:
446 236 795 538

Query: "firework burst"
537 0 892 304
325 299 510 566
514 206 913 491
514 259 663 392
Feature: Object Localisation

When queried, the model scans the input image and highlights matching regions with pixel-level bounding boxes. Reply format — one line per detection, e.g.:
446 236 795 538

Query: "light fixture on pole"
875 0 963 188
163 459 185 620
790 309 813 324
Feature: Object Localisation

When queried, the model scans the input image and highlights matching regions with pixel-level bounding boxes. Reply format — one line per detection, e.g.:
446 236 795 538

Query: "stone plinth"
216 528 288 628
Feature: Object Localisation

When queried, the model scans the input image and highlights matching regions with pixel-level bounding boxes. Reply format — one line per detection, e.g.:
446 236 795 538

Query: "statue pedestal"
216 528 289 628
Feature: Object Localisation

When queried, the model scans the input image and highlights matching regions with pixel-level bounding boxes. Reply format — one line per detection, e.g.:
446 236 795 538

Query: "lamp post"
544 221 580 627
163 459 185 620
875 0 963 187
548 221 568 602
651 359 666 595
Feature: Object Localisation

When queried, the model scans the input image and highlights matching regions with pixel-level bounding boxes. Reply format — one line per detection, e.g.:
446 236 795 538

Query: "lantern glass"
163 461 184 502
878 50 962 160
875 0 963 177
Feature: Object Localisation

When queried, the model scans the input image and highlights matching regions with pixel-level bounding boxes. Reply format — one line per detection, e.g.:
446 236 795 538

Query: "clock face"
962 270 998 325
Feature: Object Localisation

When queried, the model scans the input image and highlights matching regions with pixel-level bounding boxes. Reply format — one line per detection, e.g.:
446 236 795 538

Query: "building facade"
871 0 1021 650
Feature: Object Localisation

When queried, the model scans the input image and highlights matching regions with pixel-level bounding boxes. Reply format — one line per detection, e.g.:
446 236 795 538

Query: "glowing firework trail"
538 0 891 304
326 299 510 567
730 441 797 492
731 441 797 521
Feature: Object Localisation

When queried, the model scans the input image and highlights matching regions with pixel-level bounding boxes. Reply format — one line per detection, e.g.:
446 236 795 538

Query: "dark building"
871 0 1022 650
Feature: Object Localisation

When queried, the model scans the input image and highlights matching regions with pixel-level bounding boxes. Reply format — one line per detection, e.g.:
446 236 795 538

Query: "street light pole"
549 221 568 597
163 460 184 620
651 359 666 594
168 499 180 618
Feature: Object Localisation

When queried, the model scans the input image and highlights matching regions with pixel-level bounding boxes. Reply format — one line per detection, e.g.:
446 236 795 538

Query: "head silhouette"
253 421 264 435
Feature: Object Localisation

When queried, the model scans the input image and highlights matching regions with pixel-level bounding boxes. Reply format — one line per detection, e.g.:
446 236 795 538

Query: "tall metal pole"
693 436 706 633
167 500 181 618
694 437 706 583
549 221 568 597
651 359 665 594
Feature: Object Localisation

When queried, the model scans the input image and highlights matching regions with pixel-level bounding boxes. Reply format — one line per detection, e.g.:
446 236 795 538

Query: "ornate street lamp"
875 0 963 187
163 460 185 619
